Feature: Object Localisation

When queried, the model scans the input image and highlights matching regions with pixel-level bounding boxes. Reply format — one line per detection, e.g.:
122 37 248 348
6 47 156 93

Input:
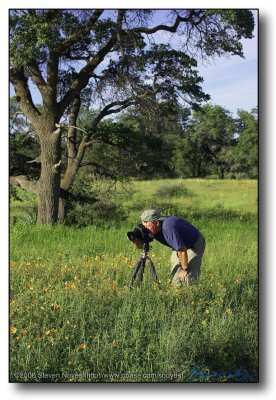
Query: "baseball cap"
140 209 167 223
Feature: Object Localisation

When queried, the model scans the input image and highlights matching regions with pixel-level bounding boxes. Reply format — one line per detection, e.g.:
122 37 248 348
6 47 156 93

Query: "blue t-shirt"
154 216 200 251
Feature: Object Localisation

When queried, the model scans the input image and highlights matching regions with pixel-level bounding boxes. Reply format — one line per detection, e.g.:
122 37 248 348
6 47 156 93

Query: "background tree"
173 104 236 178
9 9 254 223
232 108 258 178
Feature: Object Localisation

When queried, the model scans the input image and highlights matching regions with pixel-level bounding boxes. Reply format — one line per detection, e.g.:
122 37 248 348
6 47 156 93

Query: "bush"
154 183 192 198
64 173 128 228
65 200 127 228
10 187 37 225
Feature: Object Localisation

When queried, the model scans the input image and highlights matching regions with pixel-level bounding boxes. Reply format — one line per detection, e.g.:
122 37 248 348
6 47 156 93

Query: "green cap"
140 209 167 223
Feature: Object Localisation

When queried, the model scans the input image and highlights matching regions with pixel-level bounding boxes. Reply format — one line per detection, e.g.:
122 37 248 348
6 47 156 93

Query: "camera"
127 224 154 244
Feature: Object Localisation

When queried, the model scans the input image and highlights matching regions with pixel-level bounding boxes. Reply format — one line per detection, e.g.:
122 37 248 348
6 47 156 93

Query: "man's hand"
178 269 188 282
131 238 144 249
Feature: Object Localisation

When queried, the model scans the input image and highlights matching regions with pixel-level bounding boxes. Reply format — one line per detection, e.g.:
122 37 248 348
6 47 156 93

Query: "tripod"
129 242 160 288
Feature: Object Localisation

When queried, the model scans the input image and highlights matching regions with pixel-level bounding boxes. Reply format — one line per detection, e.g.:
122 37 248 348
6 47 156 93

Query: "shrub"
154 183 192 199
64 173 128 228
65 200 127 228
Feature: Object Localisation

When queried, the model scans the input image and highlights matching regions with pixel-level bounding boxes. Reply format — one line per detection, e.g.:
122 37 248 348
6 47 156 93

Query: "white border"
2 1 275 398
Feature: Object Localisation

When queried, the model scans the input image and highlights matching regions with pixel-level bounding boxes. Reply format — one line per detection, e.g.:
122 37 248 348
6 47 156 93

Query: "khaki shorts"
171 234 206 287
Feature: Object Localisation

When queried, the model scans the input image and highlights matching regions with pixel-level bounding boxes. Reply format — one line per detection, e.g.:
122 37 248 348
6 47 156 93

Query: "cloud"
200 68 258 114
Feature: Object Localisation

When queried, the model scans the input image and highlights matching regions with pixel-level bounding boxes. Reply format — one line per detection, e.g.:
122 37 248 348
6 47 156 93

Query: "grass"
9 179 258 382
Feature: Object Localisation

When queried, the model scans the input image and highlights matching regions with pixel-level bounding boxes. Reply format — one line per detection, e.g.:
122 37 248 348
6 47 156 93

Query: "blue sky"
198 30 258 115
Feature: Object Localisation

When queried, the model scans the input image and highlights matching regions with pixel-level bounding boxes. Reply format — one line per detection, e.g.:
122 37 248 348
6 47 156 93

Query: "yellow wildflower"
10 326 17 334
51 303 61 311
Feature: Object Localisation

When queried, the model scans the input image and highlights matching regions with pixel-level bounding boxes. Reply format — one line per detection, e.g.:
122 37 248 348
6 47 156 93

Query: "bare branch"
26 155 41 164
68 125 88 135
52 123 62 135
80 161 118 180
10 111 27 126
130 10 195 34
21 130 37 143
10 175 38 194
116 10 127 60
52 159 62 173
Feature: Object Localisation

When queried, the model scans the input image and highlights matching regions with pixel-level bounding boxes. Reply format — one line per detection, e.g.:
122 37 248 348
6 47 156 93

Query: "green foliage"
10 11 60 65
233 108 258 178
173 104 239 178
64 172 128 228
10 97 40 178
10 132 40 178
10 179 258 382
217 10 255 40
10 187 37 225
203 10 254 57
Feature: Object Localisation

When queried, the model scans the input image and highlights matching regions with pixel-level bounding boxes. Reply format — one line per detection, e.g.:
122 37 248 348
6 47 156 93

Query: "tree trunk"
58 197 67 223
57 140 87 222
37 131 62 224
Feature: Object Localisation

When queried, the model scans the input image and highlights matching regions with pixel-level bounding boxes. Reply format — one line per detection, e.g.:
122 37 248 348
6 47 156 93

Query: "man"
140 209 205 287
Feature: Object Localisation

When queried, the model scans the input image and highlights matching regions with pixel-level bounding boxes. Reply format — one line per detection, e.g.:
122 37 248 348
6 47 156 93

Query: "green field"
9 179 258 382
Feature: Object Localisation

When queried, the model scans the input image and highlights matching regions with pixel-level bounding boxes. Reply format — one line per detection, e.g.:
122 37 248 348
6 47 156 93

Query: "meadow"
9 179 258 382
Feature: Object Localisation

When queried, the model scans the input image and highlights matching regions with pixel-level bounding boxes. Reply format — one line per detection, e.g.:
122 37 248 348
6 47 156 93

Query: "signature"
189 365 257 382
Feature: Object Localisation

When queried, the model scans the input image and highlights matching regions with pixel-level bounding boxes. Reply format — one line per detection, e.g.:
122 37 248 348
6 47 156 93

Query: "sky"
197 22 258 115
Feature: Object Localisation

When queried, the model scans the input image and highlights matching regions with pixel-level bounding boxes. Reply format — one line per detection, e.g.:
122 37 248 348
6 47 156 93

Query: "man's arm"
177 248 189 281
177 247 189 270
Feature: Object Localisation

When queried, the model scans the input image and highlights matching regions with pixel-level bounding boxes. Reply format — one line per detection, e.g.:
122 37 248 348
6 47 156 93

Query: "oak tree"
9 9 254 223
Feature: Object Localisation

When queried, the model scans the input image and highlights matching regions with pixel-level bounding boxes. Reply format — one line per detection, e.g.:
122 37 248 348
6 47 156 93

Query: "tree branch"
28 62 47 96
67 95 81 163
10 175 38 194
56 35 117 119
10 67 41 126
56 10 203 120
79 161 118 180
59 10 105 52
130 10 195 34
26 155 41 164
45 50 59 109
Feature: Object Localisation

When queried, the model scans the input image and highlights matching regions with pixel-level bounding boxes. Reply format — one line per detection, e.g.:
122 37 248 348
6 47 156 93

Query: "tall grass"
9 179 258 382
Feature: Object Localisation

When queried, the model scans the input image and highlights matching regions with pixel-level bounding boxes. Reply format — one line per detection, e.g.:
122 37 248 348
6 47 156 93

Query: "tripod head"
141 242 151 257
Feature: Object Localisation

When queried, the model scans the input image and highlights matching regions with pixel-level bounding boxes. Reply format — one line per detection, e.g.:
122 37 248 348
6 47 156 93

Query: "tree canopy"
9 9 255 224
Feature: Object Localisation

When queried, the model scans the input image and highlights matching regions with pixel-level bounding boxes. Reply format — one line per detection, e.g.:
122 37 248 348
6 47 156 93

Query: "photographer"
139 209 205 287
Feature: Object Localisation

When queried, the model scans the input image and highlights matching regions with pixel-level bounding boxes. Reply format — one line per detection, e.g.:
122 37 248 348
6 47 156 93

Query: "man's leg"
171 235 206 287
170 251 182 288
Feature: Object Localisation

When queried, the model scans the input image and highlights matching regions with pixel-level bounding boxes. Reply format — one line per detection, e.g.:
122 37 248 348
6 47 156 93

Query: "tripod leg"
147 257 160 286
138 258 146 287
129 258 142 288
